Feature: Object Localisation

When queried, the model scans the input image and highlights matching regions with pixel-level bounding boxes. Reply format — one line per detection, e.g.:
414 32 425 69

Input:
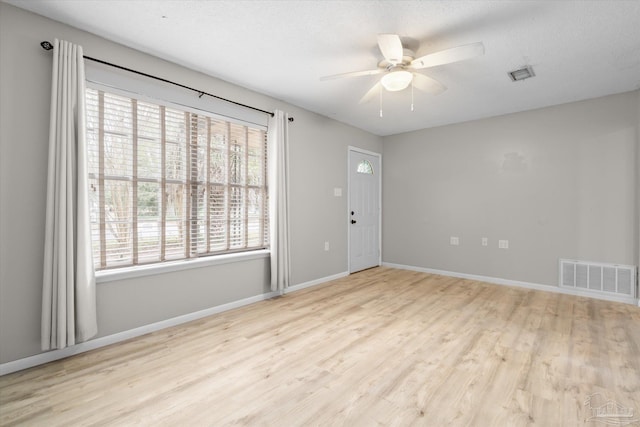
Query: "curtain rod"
41 41 294 122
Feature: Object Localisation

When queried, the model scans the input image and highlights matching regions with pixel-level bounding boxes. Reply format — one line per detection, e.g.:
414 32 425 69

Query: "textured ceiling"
7 0 640 136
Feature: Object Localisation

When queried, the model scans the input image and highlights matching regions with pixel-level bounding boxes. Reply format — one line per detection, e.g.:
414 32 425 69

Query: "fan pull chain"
379 84 383 118
411 80 415 112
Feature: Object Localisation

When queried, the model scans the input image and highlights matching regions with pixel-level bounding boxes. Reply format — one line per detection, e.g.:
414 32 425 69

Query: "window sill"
96 250 270 284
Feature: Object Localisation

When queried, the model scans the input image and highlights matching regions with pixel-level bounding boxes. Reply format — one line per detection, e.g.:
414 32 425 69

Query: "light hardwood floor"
1 267 639 426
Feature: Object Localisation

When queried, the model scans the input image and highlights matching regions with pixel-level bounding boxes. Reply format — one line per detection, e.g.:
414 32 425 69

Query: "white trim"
347 146 381 158
383 262 639 306
0 271 345 376
97 250 269 284
348 146 382 274
284 271 348 293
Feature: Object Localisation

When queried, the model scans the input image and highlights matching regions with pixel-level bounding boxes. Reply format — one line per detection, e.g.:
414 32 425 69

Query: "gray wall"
382 91 639 286
637 90 640 270
0 3 382 364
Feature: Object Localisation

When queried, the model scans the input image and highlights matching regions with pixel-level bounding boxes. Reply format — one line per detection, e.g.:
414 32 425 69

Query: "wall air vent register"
559 259 637 303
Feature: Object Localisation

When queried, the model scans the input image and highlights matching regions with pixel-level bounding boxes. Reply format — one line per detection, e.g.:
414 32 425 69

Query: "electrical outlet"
482 237 488 246
450 236 459 246
324 241 330 251
498 240 509 249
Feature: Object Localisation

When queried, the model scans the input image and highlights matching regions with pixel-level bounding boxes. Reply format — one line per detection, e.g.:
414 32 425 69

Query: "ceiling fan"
321 34 484 104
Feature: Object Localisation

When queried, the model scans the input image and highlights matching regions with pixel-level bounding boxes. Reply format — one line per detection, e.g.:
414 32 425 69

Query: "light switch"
498 240 509 249
334 187 342 197
450 236 459 246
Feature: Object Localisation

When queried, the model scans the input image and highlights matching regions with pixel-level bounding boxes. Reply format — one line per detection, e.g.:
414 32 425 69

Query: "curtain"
42 39 97 350
268 110 291 293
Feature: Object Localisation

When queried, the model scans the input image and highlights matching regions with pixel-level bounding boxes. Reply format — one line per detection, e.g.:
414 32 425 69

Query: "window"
356 159 374 174
86 88 269 270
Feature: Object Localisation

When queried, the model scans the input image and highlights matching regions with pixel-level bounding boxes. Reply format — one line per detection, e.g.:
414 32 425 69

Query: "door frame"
347 146 382 273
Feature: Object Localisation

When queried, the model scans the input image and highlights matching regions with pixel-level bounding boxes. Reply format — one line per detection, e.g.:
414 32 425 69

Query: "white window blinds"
86 88 269 270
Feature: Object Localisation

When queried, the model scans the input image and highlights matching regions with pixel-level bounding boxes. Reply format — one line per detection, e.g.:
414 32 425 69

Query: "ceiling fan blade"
377 34 404 65
412 73 447 95
410 42 484 70
359 82 382 104
320 69 383 81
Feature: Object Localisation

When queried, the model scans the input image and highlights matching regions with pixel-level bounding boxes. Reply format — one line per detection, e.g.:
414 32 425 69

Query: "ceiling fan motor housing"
378 49 416 69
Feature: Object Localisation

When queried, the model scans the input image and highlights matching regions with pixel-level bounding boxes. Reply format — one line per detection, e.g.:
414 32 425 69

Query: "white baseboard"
0 271 348 376
285 271 349 293
382 262 639 306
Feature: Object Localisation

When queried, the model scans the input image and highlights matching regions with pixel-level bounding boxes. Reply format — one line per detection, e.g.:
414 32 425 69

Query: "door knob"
351 219 357 224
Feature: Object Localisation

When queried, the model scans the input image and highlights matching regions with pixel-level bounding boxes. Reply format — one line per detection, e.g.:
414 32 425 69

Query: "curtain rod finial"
41 41 53 51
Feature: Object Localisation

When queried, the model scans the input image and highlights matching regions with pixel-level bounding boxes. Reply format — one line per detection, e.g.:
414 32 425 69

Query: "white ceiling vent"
508 66 535 82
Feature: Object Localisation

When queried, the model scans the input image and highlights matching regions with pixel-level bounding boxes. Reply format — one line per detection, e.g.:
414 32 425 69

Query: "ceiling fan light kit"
381 69 413 91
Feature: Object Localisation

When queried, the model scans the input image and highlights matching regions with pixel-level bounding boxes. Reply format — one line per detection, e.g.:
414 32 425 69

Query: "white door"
348 148 381 273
